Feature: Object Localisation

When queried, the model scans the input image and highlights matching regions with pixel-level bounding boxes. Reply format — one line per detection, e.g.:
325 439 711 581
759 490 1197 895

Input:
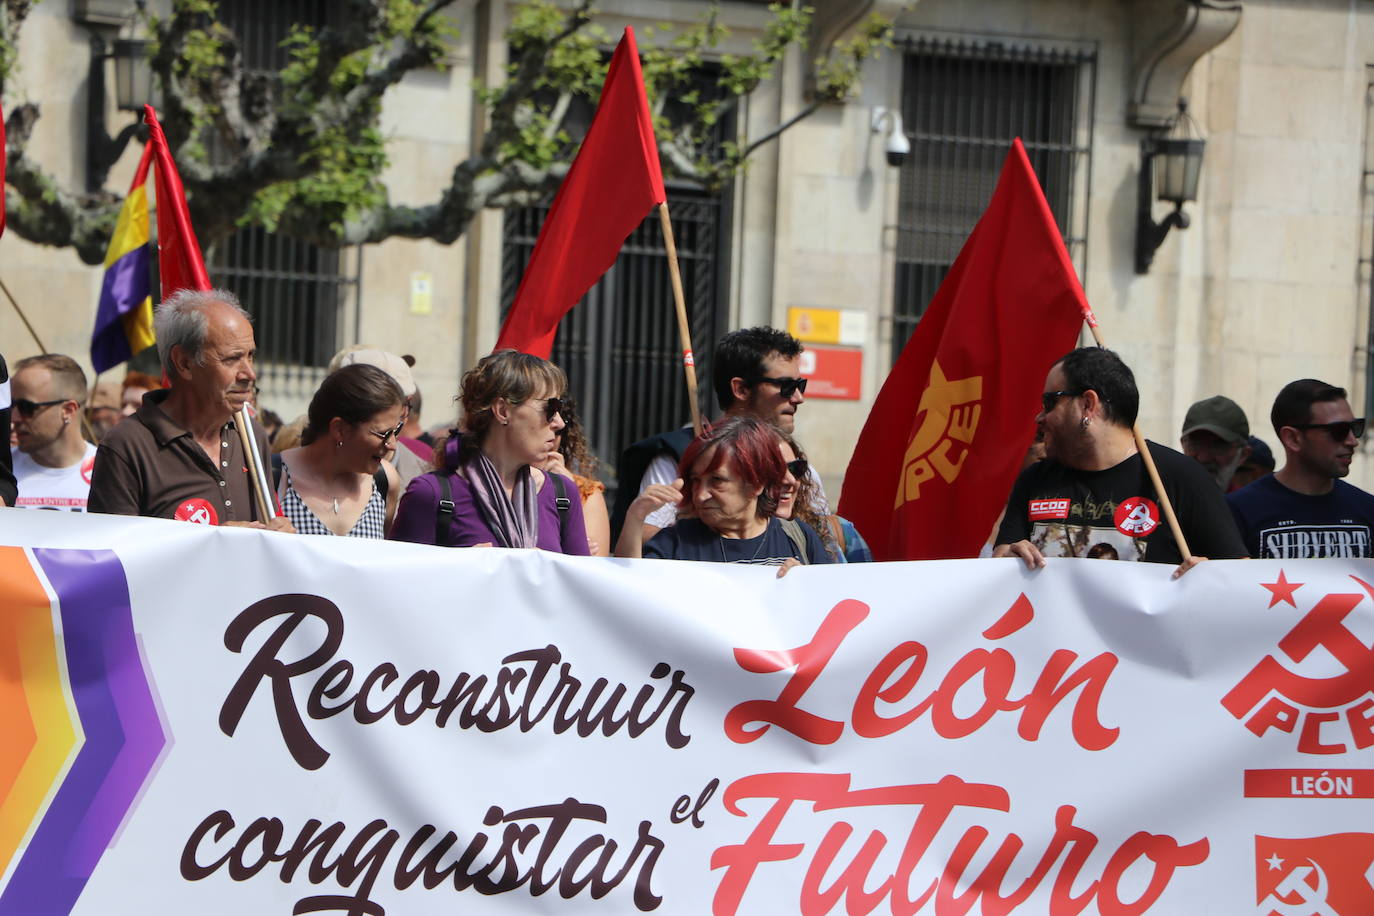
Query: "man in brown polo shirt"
88 289 294 531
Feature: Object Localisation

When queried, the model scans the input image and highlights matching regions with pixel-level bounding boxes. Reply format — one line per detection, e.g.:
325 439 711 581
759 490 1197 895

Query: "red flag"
494 27 665 357
144 105 210 295
838 139 1091 561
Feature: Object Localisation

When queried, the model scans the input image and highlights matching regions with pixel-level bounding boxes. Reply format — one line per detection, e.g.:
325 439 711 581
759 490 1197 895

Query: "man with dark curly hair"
611 326 828 547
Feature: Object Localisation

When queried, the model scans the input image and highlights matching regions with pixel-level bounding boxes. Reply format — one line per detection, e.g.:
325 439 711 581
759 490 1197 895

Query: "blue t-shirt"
1227 474 1374 558
644 517 832 566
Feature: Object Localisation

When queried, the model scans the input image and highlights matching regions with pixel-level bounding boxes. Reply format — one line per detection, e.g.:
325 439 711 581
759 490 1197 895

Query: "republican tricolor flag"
90 143 156 374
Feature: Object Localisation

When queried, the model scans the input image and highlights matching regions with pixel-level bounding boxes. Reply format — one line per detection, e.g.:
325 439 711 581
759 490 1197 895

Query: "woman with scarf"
389 350 589 554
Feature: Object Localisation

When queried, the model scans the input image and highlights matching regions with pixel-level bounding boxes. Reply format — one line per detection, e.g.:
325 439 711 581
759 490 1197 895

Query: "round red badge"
1114 496 1160 537
174 498 219 526
80 455 95 485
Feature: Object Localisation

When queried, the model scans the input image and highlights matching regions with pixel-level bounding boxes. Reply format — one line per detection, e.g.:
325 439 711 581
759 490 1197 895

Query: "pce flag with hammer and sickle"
839 139 1090 561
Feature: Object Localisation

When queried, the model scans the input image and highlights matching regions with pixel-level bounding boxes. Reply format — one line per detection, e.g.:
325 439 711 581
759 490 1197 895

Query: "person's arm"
553 477 591 556
388 473 441 544
615 480 684 558
382 459 401 536
991 467 1043 569
582 488 611 557
86 444 143 516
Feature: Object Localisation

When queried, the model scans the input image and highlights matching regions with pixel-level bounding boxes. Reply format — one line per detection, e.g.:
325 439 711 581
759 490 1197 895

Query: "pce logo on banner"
1255 833 1374 915
1222 572 1374 755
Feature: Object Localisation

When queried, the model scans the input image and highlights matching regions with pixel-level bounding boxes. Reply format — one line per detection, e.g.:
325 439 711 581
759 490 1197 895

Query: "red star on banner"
1261 570 1302 608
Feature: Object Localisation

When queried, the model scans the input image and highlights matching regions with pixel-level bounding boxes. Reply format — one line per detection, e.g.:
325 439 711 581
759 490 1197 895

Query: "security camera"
872 107 910 168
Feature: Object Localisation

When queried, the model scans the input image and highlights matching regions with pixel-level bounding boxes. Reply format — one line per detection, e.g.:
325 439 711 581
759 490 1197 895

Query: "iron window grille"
889 31 1096 365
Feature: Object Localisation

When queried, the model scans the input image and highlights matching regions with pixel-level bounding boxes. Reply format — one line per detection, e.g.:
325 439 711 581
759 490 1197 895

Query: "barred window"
890 32 1096 364
206 0 359 392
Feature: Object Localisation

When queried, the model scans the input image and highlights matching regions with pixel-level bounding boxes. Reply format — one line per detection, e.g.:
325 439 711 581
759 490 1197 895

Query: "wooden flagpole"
0 276 48 353
1081 318 1193 562
658 201 704 437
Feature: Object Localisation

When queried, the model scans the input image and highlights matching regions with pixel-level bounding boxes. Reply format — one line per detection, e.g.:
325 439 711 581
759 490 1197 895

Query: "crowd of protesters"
2 287 1373 573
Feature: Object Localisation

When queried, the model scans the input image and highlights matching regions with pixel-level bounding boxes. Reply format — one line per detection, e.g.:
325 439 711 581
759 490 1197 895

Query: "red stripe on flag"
144 106 211 295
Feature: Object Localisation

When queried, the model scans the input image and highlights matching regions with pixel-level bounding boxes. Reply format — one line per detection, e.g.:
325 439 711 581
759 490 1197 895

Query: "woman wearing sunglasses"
777 433 873 563
621 416 831 575
390 350 589 554
274 363 405 537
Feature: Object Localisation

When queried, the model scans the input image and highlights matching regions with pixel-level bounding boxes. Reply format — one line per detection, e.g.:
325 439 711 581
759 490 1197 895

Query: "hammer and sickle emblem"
894 361 983 507
1262 860 1339 916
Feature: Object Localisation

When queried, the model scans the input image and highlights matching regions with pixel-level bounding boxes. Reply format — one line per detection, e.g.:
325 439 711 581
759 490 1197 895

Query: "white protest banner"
0 511 1371 915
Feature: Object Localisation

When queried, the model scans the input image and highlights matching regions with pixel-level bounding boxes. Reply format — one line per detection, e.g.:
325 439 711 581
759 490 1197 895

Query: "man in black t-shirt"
994 348 1246 574
1227 378 1374 558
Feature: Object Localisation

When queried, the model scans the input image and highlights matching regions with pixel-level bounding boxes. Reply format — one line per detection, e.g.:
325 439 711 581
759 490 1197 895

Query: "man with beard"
993 347 1245 575
1228 379 1374 558
1180 395 1252 492
88 289 293 531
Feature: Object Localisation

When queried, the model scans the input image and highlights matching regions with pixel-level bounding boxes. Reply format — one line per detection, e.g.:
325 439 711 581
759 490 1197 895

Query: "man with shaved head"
9 354 96 511
88 289 293 530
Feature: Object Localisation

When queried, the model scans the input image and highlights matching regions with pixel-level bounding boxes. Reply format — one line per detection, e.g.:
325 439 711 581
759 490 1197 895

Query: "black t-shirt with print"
995 440 1247 564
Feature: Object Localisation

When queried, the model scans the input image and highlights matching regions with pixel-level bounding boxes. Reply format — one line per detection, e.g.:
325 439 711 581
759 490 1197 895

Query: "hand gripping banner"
0 511 1371 915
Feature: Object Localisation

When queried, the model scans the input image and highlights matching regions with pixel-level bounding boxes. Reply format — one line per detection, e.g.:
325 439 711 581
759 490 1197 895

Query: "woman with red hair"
620 415 831 575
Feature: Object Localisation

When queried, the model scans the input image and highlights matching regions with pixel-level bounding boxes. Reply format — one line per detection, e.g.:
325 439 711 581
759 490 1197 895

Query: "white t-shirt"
639 451 832 529
12 443 97 511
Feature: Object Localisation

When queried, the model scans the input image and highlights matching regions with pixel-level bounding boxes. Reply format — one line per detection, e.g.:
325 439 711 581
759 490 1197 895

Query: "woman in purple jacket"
389 350 589 554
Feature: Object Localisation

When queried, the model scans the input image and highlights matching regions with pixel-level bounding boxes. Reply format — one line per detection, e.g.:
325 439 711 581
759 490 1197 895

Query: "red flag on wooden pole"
838 139 1092 561
144 105 210 295
494 27 666 357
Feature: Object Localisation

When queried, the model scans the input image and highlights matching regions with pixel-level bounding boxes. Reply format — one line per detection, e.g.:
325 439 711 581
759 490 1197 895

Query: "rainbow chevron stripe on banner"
0 547 168 914
90 143 156 375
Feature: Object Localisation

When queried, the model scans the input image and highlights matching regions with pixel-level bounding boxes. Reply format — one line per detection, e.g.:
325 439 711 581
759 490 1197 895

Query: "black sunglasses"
534 396 564 423
12 397 67 417
786 458 808 479
1293 418 1366 441
1041 389 1084 413
747 375 808 398
366 418 406 444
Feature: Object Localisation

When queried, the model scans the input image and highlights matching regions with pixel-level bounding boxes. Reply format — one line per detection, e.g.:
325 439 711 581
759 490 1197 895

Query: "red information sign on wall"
799 345 863 400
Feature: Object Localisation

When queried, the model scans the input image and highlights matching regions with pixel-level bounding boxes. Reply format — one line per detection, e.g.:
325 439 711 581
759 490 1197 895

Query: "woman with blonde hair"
390 350 589 553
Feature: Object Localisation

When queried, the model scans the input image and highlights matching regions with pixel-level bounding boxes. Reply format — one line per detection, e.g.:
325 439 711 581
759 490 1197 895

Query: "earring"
336 440 343 448
63 417 70 426
1080 416 1090 430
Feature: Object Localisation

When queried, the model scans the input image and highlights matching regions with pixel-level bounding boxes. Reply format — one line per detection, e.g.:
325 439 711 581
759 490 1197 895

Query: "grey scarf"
465 451 539 549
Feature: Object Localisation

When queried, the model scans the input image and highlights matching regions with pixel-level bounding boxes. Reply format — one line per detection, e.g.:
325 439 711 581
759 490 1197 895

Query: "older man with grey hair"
88 289 293 530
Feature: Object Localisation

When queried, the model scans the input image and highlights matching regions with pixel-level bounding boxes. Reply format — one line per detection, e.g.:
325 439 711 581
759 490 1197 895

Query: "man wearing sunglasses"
612 326 829 548
9 354 96 511
994 347 1246 572
1228 379 1374 558
0 355 16 507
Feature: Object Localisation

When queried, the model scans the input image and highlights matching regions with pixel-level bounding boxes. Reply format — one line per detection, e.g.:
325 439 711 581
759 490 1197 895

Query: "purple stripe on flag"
0 549 166 915
91 245 151 374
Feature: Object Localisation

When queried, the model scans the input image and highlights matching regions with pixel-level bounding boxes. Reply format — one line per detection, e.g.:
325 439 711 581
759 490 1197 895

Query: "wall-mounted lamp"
1135 98 1205 274
87 33 155 191
871 106 910 168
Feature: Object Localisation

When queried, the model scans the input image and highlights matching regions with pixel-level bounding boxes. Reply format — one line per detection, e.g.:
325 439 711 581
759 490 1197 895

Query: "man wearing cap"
1228 378 1374 558
88 290 293 531
1180 395 1252 492
1230 436 1275 491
